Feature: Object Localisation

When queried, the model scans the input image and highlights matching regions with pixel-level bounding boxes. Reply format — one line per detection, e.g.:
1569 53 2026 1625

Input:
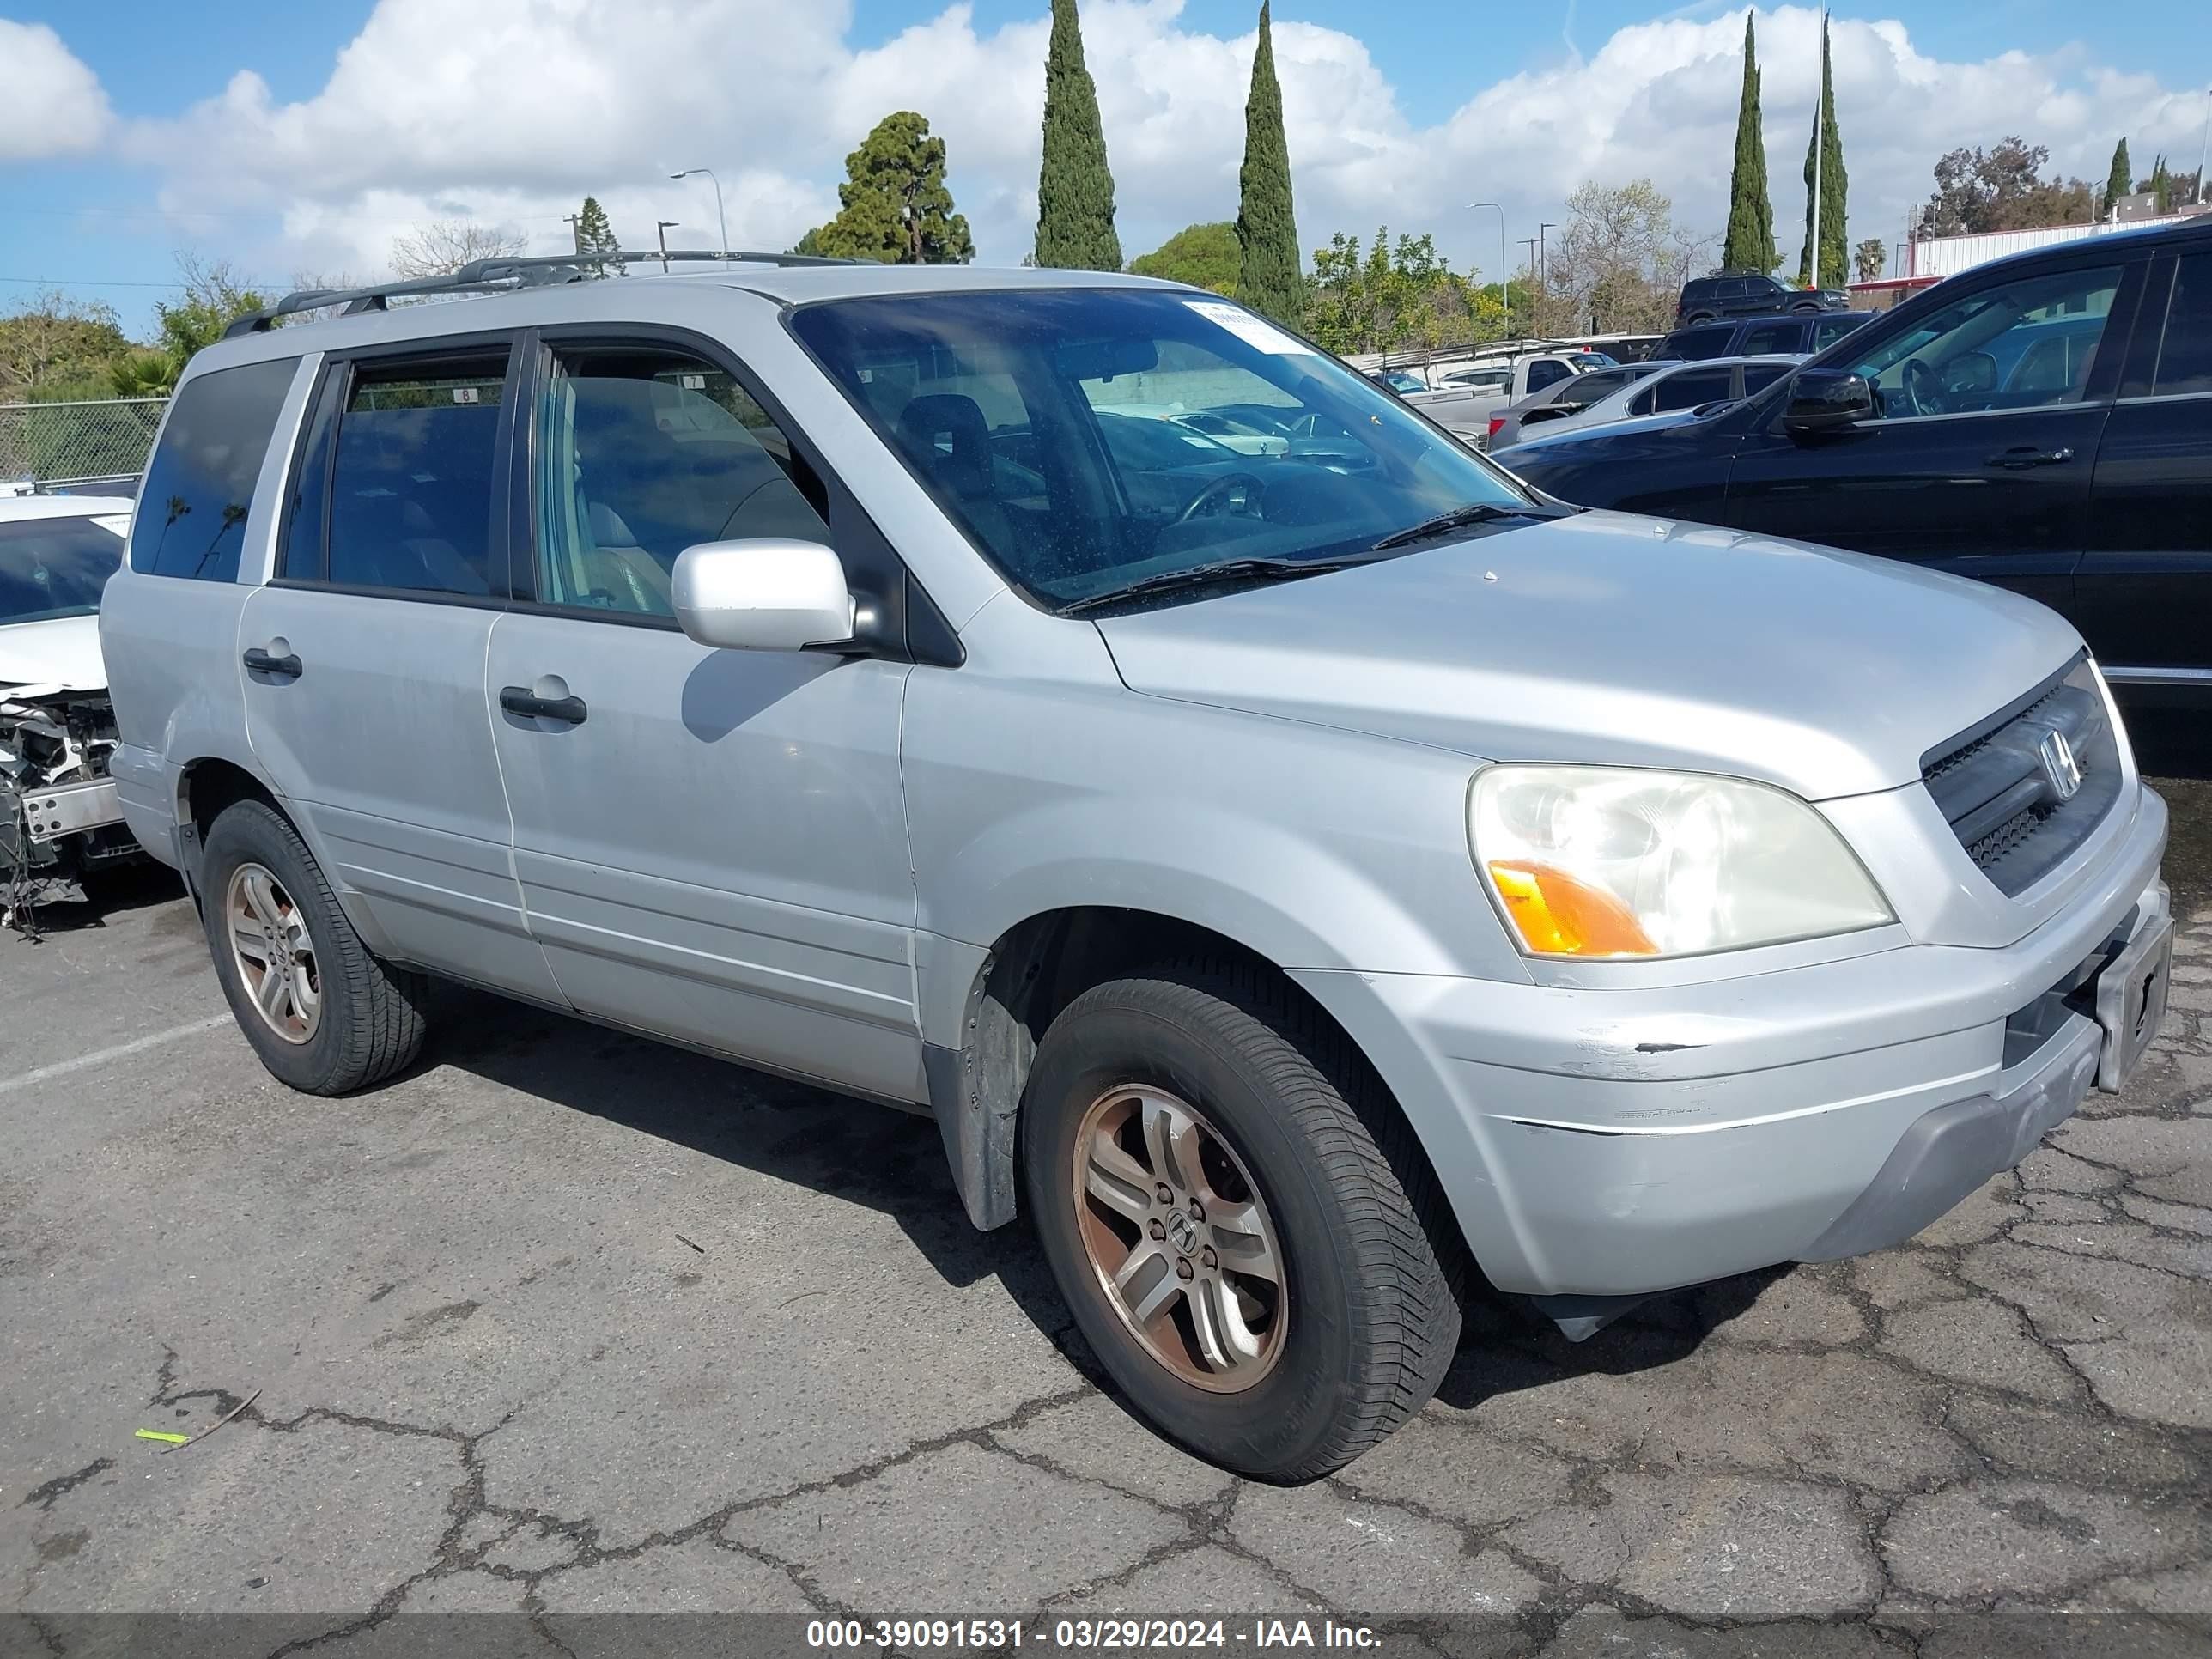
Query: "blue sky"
3 1 2207 337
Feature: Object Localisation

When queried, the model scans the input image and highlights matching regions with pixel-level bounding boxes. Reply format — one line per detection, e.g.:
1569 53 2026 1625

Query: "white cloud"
114 1 2212 288
0 18 112 161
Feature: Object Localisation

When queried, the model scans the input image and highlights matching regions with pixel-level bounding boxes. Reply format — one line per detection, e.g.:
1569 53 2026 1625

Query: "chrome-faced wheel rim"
1073 1085 1287 1393
225 863 321 1045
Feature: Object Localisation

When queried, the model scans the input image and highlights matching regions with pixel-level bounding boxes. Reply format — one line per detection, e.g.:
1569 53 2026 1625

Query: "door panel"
1721 258 2142 617
486 613 921 1099
2078 252 2212 684
239 586 561 999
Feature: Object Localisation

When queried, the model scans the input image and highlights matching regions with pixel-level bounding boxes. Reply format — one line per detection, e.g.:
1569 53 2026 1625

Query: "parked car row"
1508 213 2212 705
80 241 2175 1485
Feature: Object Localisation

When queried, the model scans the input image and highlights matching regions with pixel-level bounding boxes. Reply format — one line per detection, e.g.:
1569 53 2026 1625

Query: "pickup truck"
1370 353 1596 446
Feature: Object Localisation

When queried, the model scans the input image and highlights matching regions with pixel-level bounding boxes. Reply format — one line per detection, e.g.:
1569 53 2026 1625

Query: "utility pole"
561 213 583 255
655 220 679 274
1517 236 1540 337
1536 222 1555 336
1467 203 1509 339
2197 85 2210 207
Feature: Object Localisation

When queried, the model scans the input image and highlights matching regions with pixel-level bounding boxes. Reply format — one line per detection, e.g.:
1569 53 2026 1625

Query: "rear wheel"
1684 310 1717 325
200 799 428 1094
1024 963 1462 1480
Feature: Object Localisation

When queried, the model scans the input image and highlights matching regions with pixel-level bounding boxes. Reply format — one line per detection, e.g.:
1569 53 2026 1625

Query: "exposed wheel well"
937 907 1449 1252
175 760 289 903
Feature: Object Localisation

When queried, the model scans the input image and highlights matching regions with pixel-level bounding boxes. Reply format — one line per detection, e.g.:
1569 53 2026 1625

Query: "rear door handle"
1984 446 2074 469
499 685 588 726
242 647 303 679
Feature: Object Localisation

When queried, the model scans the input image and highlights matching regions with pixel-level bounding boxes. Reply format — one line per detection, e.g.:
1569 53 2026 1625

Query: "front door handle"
242 647 303 679
499 685 588 726
1984 445 2075 469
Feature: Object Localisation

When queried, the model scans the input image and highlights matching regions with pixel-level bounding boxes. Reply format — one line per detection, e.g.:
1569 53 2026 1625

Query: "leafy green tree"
1129 222 1241 294
1722 12 1776 274
575 195 620 276
2104 138 2132 216
1796 16 1848 288
0 291 131 397
799 112 975 264
1034 0 1121 270
1302 228 1489 356
1234 2 1303 323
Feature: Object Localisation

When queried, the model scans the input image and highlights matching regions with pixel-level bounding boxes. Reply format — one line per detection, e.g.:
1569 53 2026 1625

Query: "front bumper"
1293 784 2170 1306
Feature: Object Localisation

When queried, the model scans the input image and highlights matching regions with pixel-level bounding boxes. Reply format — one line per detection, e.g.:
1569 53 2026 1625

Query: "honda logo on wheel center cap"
1165 1211 1200 1256
2038 729 2083 803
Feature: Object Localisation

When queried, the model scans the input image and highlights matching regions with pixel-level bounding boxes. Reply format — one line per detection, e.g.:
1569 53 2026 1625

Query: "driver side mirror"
672 539 856 653
1783 368 1875 436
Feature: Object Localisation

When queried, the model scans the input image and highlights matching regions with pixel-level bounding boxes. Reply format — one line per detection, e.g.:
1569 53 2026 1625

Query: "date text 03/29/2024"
805 1619 1386 1650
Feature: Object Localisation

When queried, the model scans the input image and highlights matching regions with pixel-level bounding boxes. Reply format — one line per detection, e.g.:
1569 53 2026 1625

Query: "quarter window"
325 353 510 596
532 345 830 617
2153 253 2212 396
130 357 298 581
1845 266 2122 420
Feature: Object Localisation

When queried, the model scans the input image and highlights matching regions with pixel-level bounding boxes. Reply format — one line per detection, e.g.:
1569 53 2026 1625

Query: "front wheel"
1024 965 1462 1480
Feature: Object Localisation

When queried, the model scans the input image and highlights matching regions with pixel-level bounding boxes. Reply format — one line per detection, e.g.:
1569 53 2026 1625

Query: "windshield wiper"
1059 556 1365 616
1367 501 1558 551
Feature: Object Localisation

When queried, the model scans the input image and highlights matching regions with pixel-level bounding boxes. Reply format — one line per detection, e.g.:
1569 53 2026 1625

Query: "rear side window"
1814 313 1871 351
2153 253 2212 396
1570 370 1629 402
326 352 510 597
1739 321 1802 356
1526 360 1571 391
1654 367 1734 411
130 357 297 582
1742 362 1792 395
1668 325 1736 362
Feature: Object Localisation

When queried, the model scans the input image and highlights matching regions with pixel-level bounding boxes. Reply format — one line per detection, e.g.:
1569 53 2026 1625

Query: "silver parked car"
100 255 2172 1481
1492 354 1802 451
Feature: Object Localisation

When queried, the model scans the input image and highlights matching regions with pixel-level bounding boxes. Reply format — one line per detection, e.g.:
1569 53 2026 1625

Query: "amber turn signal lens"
1486 860 1658 957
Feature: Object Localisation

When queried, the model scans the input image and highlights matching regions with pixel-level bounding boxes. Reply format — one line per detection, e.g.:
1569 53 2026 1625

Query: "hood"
1094 512 2083 801
0 614 107 698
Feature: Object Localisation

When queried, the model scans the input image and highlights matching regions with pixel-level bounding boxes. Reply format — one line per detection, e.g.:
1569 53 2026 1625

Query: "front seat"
896 394 1014 553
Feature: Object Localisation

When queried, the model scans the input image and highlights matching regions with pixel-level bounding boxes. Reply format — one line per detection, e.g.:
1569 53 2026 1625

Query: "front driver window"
533 347 830 617
1846 266 2122 421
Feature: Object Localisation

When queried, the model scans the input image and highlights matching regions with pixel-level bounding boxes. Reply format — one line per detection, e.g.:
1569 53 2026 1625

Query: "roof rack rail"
222 248 860 338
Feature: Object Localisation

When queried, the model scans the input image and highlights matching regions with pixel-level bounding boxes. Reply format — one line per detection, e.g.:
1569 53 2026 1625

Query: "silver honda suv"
100 254 2172 1480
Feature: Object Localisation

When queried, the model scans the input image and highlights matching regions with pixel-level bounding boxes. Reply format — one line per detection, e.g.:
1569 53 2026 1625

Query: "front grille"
1922 656 2123 897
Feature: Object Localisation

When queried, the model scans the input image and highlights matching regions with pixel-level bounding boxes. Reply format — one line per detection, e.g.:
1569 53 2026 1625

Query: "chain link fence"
0 397 165 490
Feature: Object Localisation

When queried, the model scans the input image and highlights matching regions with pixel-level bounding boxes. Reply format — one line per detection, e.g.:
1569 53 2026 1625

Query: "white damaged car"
1 494 141 925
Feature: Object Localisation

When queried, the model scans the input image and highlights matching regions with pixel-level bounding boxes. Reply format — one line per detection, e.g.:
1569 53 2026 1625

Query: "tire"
1684 310 1717 326
199 799 428 1094
1792 301 1820 313
1023 962 1462 1480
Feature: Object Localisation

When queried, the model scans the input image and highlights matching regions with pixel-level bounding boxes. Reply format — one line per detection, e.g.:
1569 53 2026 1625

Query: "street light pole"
2197 85 2210 207
655 220 679 274
671 168 728 259
1466 202 1509 340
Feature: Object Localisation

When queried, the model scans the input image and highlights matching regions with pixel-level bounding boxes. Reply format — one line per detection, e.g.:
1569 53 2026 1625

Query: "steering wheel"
1900 357 1944 418
1175 472 1266 526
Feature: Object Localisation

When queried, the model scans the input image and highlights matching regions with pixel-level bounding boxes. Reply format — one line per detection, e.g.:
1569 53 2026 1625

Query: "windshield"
789 289 1533 611
0 516 125 625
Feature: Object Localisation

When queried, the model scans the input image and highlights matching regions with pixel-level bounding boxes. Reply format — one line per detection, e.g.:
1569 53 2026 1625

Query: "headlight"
1468 766 1893 959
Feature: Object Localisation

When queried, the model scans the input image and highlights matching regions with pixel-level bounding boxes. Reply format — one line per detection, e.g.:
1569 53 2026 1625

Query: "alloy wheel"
1072 1084 1288 1392
224 862 322 1045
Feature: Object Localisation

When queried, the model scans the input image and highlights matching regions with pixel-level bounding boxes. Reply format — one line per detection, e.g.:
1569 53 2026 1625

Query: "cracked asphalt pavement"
3 769 2209 1655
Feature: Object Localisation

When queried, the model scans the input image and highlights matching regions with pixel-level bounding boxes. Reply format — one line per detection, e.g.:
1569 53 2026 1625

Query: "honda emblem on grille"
2038 729 2083 802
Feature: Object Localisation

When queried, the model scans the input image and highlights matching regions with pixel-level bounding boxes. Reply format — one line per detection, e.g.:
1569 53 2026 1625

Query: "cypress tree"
1235 2 1304 323
2103 137 2131 217
1796 15 1848 288
1034 0 1122 270
1722 13 1776 273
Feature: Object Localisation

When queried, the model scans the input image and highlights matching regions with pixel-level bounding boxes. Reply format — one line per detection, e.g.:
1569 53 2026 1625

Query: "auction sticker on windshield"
1184 300 1316 356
